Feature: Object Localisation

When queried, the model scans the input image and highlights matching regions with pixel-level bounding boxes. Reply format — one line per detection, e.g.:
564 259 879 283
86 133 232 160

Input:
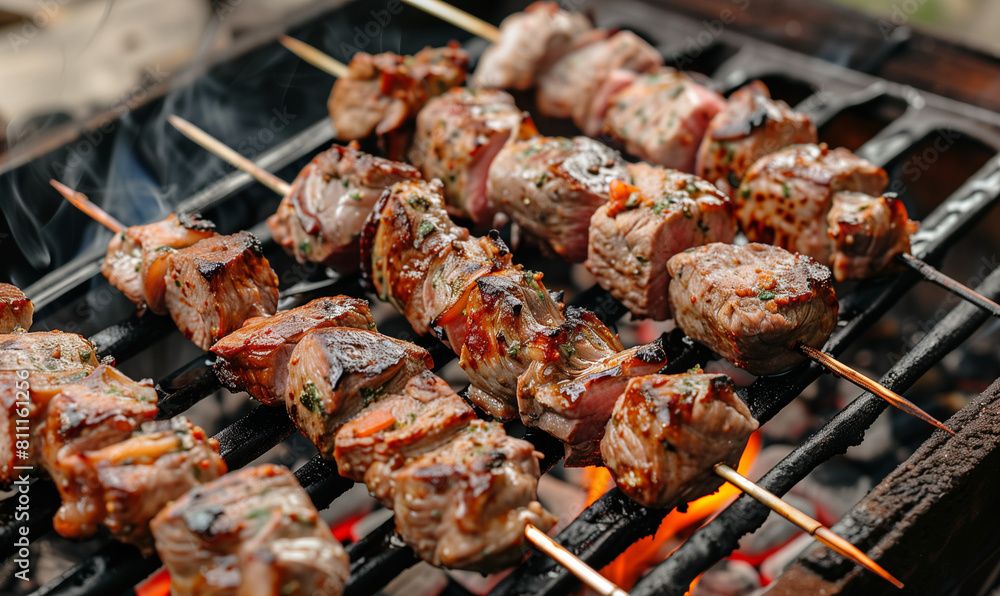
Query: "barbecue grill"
3 0 1000 594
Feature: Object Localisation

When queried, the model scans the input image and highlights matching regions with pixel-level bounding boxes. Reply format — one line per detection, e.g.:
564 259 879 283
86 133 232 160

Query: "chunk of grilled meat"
335 370 475 505
164 231 280 351
211 297 375 406
0 284 32 332
587 164 738 320
737 144 888 264
472 1 592 90
269 143 422 272
536 30 663 131
696 80 818 199
329 44 468 159
101 214 217 314
410 87 528 226
827 192 918 281
601 373 758 508
152 464 348 596
488 135 628 262
604 69 726 169
668 243 839 375
285 328 433 458
392 420 556 573
516 310 666 466
0 330 99 372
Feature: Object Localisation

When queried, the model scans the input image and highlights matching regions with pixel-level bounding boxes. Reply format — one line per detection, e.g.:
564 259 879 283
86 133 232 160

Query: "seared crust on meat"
667 243 839 375
0 284 32 333
696 81 817 198
601 372 757 508
737 143 888 264
152 464 347 596
211 297 375 405
164 231 280 350
268 143 422 272
392 420 556 572
586 163 737 320
488 135 628 262
827 191 917 281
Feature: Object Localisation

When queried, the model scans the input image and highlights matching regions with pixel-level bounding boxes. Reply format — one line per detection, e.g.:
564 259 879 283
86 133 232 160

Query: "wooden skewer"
897 252 1000 319
167 115 293 196
525 524 630 596
279 36 348 78
50 180 126 234
798 343 953 434
400 0 500 42
714 463 904 589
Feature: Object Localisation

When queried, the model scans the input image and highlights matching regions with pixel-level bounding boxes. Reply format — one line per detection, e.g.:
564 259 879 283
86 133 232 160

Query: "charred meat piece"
392 420 556 572
363 179 499 335
587 164 738 320
152 464 348 596
696 80 817 199
211 297 375 406
472 1 592 90
488 135 628 262
601 373 758 508
329 44 468 158
0 284 32 332
335 370 475 505
268 143 422 272
604 68 726 169
827 192 918 281
285 328 432 458
737 143 888 264
668 243 839 376
164 231 280 351
516 312 667 466
410 87 528 226
536 30 662 130
101 213 217 314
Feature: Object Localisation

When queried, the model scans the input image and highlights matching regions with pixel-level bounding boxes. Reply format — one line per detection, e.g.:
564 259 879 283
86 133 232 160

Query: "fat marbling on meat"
667 243 839 376
211 296 375 406
601 372 758 508
0 284 32 332
268 143 422 272
586 163 737 320
827 191 918 281
472 1 591 90
487 134 628 263
151 464 348 596
163 231 280 351
696 80 817 198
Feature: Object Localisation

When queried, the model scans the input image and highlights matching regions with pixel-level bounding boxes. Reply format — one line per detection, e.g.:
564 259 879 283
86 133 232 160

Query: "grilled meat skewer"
0 284 33 333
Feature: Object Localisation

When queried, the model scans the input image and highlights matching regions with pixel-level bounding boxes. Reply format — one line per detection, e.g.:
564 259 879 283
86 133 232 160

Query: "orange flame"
581 431 763 593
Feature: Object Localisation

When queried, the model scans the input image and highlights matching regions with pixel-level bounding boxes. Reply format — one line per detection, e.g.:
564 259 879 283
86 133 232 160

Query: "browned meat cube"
101 214 217 314
472 2 592 91
737 144 888 264
0 284 32 332
517 312 667 466
363 179 498 335
392 420 556 572
536 30 662 132
285 328 432 457
0 330 98 372
667 243 839 376
601 373 758 508
696 80 817 199
488 135 628 262
164 231 279 350
827 192 918 281
335 370 475 505
329 44 468 158
211 297 375 406
268 143 422 273
604 68 726 170
586 164 738 320
409 87 528 226
152 464 348 596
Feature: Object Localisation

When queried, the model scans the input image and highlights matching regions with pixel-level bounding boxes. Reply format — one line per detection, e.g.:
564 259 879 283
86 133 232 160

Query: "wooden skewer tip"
524 524 629 596
400 0 501 42
279 36 349 78
49 180 125 234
